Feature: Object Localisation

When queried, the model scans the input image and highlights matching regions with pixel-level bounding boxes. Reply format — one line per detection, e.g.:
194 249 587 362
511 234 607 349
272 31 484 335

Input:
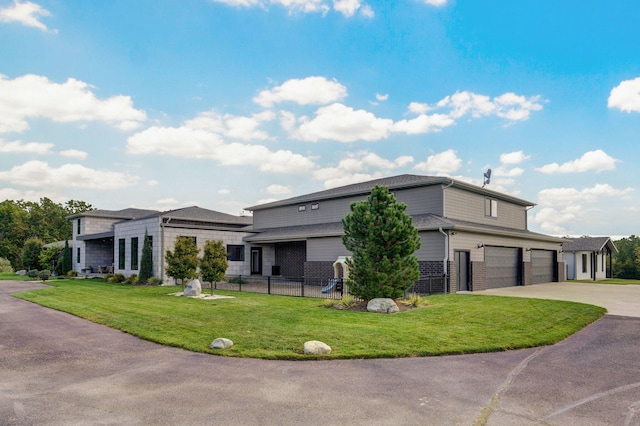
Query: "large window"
485 198 498 218
131 237 139 270
582 253 588 273
76 247 80 264
118 239 125 270
227 245 245 261
77 218 81 235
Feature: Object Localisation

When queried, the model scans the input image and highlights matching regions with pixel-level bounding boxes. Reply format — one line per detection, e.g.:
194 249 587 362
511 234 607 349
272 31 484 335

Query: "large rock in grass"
367 298 399 314
184 279 202 297
304 340 331 355
210 338 234 349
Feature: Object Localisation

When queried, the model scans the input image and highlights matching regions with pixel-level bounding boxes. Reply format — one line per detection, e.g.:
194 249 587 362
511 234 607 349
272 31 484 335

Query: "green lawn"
571 279 640 285
11 279 605 360
0 272 33 281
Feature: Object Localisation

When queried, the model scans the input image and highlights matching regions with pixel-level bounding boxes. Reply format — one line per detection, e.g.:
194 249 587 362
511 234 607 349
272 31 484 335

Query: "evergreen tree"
138 229 154 283
61 240 72 274
22 237 45 271
200 240 228 295
165 236 199 291
342 185 421 300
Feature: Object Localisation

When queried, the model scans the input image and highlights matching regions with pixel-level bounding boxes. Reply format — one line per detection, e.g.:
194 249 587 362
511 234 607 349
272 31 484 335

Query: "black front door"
456 250 470 291
250 247 262 275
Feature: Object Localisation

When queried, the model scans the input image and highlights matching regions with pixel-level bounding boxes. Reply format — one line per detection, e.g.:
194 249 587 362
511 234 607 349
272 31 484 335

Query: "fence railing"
209 275 449 299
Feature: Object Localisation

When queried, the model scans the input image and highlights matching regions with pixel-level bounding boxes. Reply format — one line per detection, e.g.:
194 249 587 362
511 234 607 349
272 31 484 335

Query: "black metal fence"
209 275 449 299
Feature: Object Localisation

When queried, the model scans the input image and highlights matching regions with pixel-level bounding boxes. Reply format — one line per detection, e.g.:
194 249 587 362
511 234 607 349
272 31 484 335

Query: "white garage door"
531 249 556 284
485 246 522 288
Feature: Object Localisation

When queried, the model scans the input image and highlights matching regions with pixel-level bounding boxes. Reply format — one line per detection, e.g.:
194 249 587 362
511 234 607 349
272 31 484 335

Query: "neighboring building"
562 236 618 280
244 174 567 292
68 206 253 283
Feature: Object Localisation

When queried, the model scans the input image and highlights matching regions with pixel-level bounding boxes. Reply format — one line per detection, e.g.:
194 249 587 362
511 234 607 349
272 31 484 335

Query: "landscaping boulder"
16 270 26 276
367 298 399 314
304 340 331 355
210 338 234 349
183 279 202 297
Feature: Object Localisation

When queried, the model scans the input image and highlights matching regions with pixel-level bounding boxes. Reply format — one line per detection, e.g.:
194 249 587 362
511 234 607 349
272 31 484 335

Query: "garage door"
485 246 522 288
531 249 556 284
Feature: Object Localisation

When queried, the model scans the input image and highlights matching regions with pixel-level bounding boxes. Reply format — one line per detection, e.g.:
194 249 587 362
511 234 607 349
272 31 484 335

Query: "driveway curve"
2 281 640 425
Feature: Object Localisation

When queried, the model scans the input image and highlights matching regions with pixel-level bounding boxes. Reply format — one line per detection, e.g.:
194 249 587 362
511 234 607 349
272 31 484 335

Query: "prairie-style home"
562 236 618 280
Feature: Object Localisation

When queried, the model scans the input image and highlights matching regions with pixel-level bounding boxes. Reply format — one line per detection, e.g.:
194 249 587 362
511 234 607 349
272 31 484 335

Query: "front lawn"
571 279 640 285
0 272 33 281
13 280 605 360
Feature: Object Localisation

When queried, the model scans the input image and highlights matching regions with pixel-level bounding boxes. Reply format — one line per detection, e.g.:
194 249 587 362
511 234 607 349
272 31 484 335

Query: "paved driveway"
473 281 640 317
2 281 640 425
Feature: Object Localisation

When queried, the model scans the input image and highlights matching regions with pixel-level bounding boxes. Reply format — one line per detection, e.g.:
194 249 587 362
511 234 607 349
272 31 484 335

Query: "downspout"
439 227 449 292
442 179 454 217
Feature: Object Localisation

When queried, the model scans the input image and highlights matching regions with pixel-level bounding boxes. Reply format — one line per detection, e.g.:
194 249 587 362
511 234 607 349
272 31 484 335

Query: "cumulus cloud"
414 149 461 174
537 184 633 207
392 113 454 134
185 110 274 140
127 119 315 174
0 138 53 154
59 149 88 160
535 149 618 174
0 160 139 190
500 150 530 165
0 74 147 134
531 205 583 235
253 76 347 107
210 0 373 17
265 184 292 195
608 77 640 113
423 0 448 6
313 151 413 188
0 0 54 32
434 91 543 122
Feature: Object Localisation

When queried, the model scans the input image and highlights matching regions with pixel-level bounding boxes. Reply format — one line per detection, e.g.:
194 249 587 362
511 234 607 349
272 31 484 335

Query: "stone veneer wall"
557 261 566 282
523 261 533 286
471 261 486 292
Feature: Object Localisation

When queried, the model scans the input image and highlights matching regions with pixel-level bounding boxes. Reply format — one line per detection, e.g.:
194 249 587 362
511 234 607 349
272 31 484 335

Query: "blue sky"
1 0 639 237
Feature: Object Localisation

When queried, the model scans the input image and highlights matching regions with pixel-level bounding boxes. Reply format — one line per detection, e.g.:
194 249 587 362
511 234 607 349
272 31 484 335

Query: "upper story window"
485 198 498 218
298 205 306 212
311 203 319 210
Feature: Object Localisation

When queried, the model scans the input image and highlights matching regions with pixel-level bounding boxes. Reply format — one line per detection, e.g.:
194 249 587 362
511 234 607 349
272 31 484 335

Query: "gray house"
562 236 618 280
244 174 566 292
68 206 253 282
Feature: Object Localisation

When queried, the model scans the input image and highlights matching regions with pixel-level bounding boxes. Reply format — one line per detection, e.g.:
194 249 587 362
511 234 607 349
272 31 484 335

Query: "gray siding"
307 237 350 261
395 185 444 216
416 231 446 261
444 186 526 230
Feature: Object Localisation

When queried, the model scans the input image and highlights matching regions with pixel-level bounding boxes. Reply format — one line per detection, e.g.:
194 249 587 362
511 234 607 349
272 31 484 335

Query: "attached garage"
531 249 556 284
485 246 522 288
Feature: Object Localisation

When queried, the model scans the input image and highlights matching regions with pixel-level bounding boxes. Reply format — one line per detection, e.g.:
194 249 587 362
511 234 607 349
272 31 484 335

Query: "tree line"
0 198 94 271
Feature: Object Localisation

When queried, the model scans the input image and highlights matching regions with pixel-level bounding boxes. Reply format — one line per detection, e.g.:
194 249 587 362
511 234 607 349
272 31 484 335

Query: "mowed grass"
13 279 605 360
572 278 640 285
0 272 33 281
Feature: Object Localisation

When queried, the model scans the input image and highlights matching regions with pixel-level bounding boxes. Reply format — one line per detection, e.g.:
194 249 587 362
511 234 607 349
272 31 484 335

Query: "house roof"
245 174 535 211
66 208 159 220
562 237 618 254
244 213 564 244
153 206 253 226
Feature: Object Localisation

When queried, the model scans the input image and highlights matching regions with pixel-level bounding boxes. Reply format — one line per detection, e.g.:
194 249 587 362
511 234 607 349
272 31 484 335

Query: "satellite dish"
482 168 491 187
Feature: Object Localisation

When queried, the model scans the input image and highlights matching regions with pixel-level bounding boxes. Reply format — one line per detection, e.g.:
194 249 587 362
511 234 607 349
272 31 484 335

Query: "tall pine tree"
342 185 421 300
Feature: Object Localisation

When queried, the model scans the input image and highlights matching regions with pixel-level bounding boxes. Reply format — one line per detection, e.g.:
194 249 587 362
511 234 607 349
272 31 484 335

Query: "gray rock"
210 338 234 349
183 279 202 297
16 270 26 276
304 340 331 355
367 298 399 314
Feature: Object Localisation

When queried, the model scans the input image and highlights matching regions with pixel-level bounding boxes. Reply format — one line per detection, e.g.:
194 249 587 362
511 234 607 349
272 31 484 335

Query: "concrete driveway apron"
2 280 640 425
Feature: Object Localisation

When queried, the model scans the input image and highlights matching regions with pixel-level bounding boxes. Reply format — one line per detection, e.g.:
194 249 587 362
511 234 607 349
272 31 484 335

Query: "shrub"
27 269 39 278
228 276 246 284
0 257 13 273
146 277 162 286
338 294 357 309
320 298 337 308
22 238 44 271
125 274 138 285
400 294 430 308
105 273 126 283
67 270 77 277
38 270 51 281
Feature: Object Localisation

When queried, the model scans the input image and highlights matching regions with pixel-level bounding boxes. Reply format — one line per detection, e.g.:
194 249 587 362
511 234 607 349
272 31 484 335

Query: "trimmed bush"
125 274 138 285
38 270 51 281
146 277 162 286
27 269 39 278
0 257 13 273
67 270 77 277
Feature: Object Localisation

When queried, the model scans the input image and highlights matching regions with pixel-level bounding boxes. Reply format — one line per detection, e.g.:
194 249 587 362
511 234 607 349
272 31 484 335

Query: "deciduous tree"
200 240 228 295
165 236 199 291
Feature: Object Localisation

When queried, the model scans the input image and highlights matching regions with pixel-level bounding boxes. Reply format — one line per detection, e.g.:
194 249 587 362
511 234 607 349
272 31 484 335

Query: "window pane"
131 237 139 270
227 245 245 261
119 239 125 270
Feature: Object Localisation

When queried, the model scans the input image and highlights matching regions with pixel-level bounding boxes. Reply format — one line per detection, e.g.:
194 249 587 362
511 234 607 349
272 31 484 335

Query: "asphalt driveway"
2 281 640 425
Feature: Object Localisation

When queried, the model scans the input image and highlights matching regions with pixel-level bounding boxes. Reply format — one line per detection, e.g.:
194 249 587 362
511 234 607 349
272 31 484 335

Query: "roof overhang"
76 231 114 241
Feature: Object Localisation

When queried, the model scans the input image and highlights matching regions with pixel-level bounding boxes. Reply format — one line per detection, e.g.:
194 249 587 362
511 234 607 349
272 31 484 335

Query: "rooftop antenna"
482 168 491 188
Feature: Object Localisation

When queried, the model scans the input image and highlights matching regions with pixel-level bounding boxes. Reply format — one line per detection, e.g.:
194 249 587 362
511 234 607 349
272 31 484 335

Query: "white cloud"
0 74 147 134
59 149 88 160
313 151 412 188
423 0 447 6
414 149 462 174
0 0 53 32
531 205 583 235
253 76 347 107
265 184 292 195
210 0 372 17
218 188 231 195
434 91 543 122
0 160 139 190
375 93 389 102
293 103 393 142
185 110 274 141
0 138 53 154
608 77 640 113
537 184 633 207
500 150 530 165
127 123 315 174
408 102 430 114
0 187 57 202
535 149 618 174
392 113 454 134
